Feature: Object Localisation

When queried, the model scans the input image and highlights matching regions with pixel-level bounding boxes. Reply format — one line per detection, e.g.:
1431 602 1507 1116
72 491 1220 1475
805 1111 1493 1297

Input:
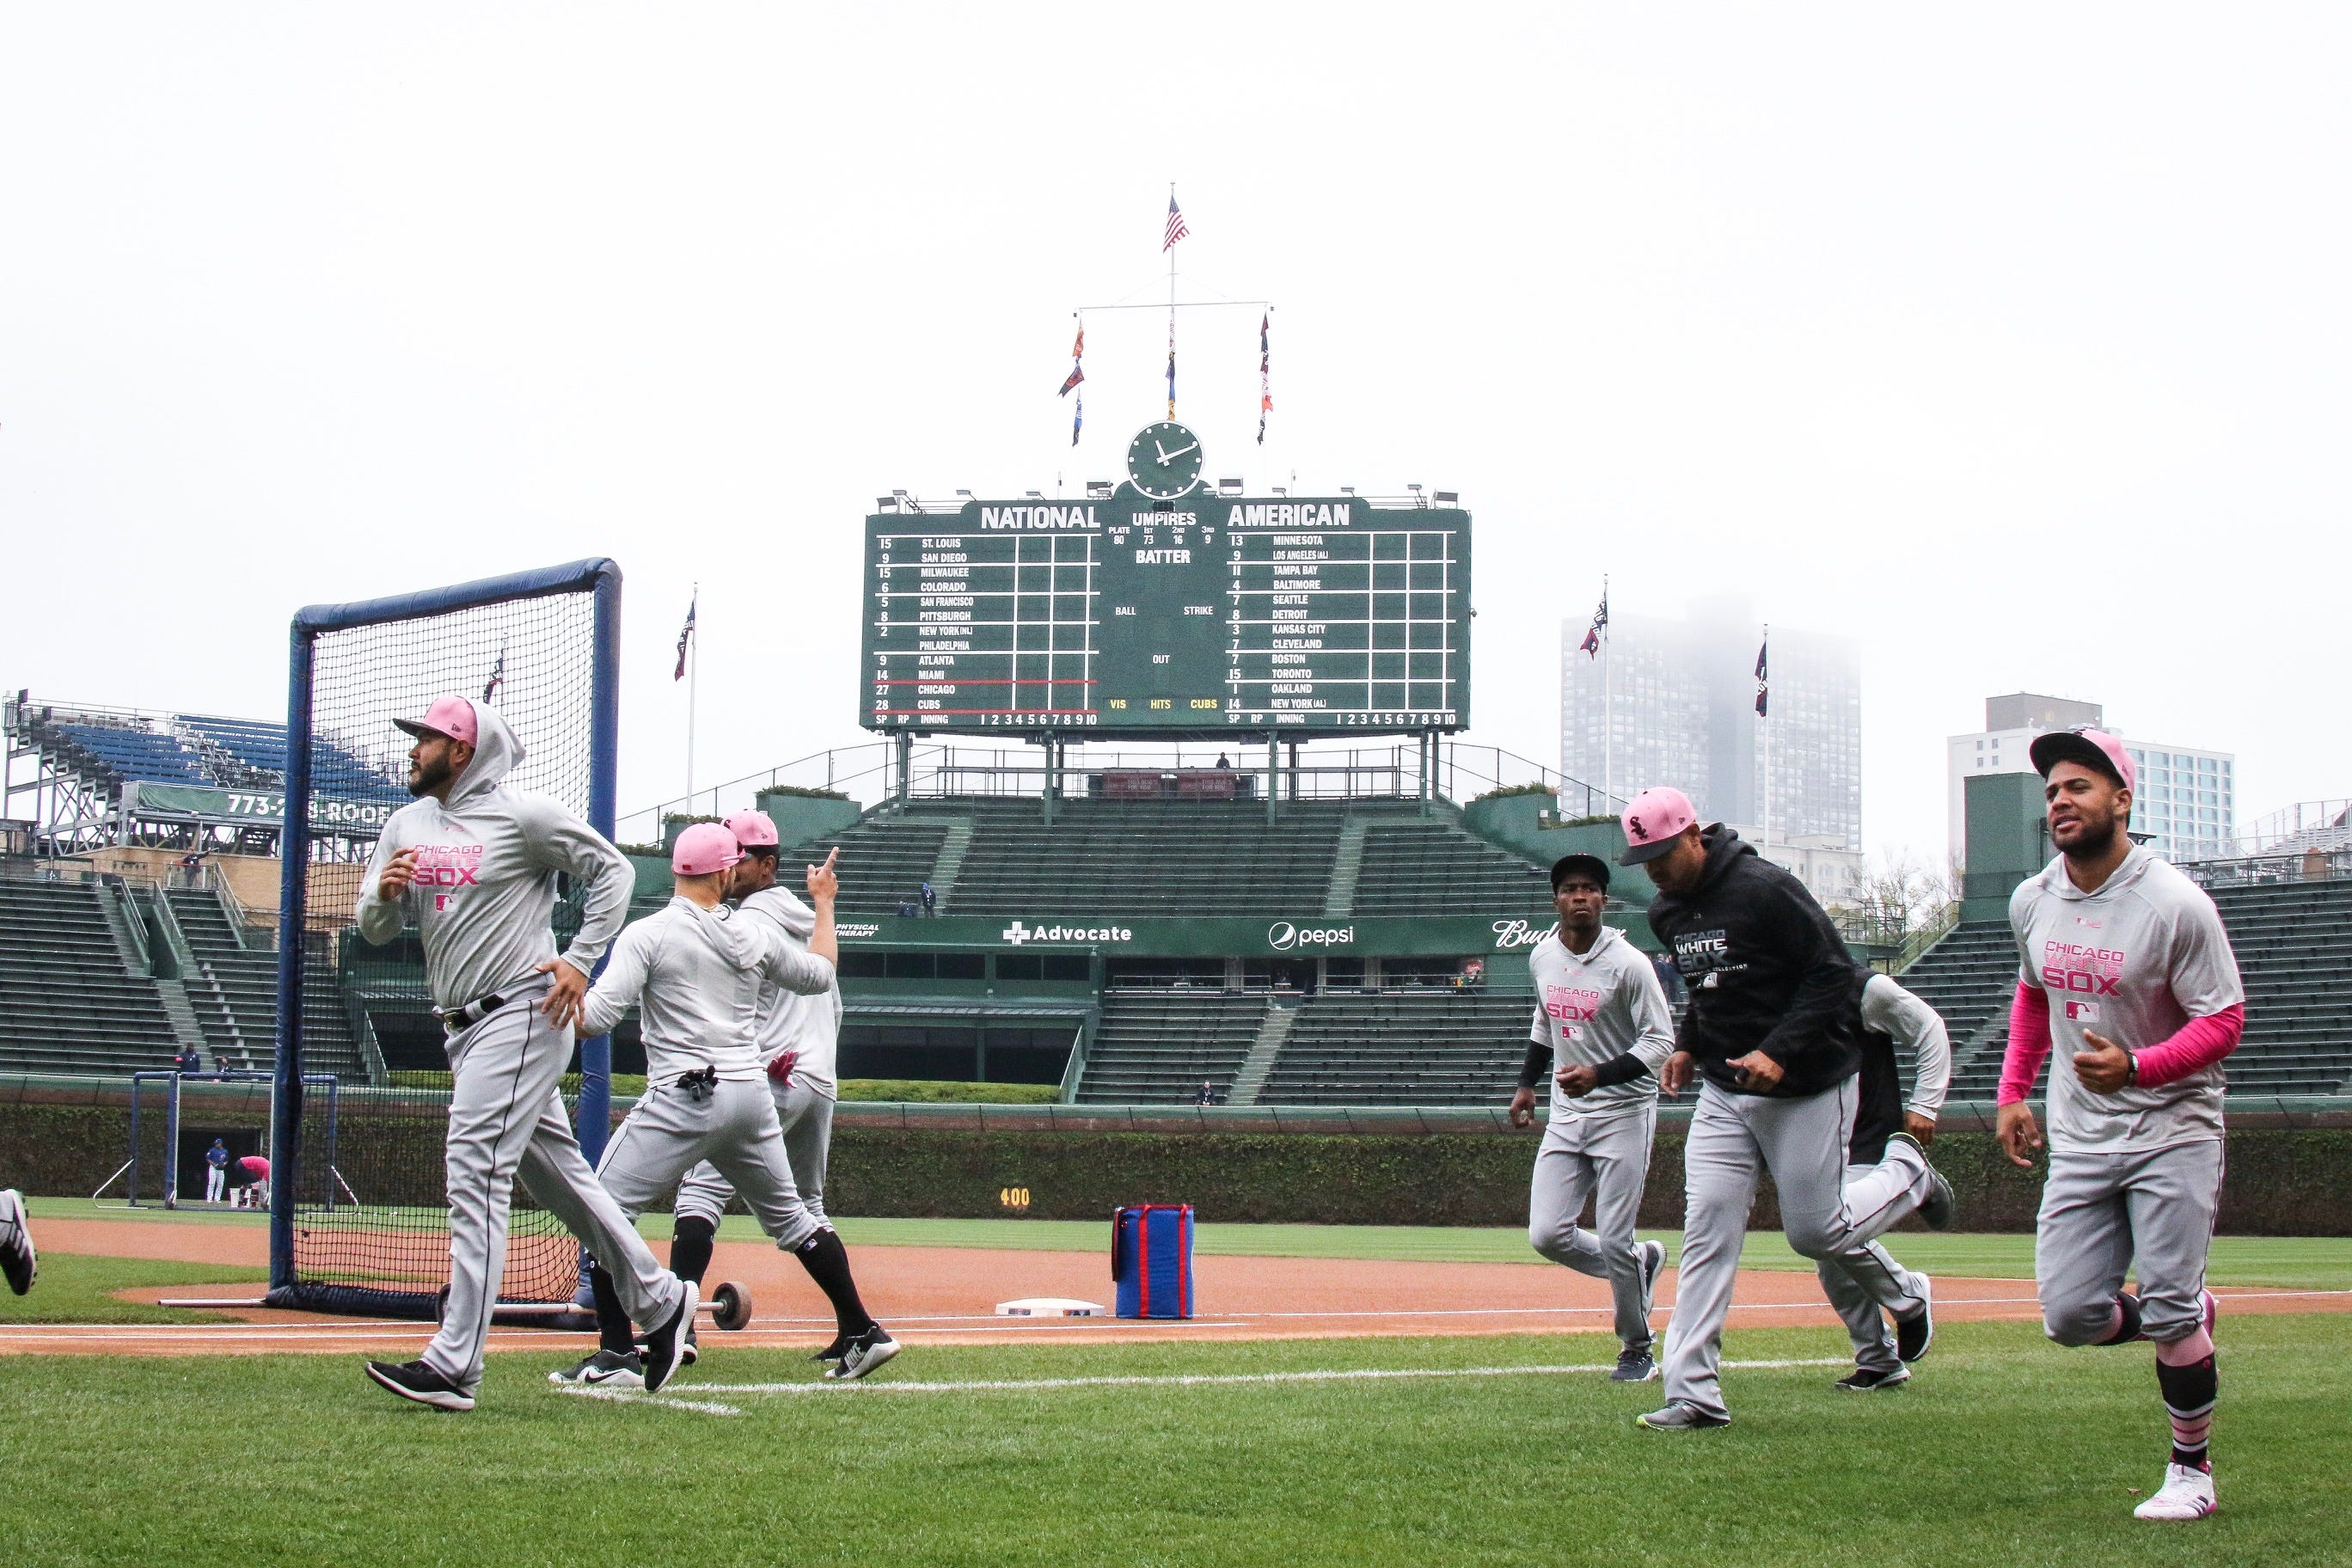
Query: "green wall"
1963 772 2049 922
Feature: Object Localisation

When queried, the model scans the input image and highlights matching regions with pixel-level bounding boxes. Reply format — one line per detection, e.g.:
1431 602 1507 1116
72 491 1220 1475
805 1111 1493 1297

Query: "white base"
996 1297 1108 1317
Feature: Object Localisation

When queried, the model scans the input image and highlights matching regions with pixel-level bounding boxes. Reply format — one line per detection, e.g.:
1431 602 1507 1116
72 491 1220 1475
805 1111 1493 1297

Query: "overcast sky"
4 6 2348 861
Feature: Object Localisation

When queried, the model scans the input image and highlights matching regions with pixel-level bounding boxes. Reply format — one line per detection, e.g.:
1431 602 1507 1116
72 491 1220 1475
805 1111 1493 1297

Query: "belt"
438 992 514 1032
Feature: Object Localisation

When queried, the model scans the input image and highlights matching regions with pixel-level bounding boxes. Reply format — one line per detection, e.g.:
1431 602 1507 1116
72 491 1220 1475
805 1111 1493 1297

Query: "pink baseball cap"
723 810 780 848
393 695 479 747
2029 727 2135 793
1620 786 1699 866
671 822 744 877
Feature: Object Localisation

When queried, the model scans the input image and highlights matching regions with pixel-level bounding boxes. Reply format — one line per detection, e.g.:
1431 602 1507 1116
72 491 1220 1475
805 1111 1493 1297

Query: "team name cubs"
2042 939 2127 995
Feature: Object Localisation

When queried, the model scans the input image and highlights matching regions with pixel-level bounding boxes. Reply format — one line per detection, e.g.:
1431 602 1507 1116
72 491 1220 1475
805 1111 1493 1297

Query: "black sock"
2094 1291 2145 1346
670 1216 717 1286
588 1263 634 1355
793 1228 877 1338
2156 1353 2218 1472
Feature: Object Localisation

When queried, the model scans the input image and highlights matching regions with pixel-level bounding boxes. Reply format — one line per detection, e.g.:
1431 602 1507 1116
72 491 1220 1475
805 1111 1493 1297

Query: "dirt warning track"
13 1218 2350 1358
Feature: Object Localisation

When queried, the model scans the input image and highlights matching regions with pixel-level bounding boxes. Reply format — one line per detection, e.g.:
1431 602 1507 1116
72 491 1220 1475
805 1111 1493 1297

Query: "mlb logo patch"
2065 1000 2101 1024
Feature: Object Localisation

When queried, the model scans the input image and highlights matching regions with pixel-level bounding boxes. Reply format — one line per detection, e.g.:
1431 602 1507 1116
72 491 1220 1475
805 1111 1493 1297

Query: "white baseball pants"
1527 1108 1657 1351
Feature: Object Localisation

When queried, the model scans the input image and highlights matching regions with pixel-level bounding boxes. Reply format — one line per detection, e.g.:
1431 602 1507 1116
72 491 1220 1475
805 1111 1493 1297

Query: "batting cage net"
266 559 622 1320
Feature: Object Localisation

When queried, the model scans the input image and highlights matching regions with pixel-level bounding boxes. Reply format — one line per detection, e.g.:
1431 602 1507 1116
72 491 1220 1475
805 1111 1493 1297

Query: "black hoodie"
1645 825 1862 1098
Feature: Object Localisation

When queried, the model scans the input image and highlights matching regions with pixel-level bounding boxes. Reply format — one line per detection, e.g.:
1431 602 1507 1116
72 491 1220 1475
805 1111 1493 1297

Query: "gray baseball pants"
674 1078 834 1228
1663 1077 1931 1419
1817 1162 1903 1375
2037 1140 2223 1345
424 993 683 1392
1527 1108 1656 1351
597 1075 824 1251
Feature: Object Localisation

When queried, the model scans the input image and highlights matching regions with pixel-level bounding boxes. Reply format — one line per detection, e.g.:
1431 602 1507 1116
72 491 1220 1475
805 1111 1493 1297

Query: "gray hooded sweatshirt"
355 705 635 1012
739 885 844 1098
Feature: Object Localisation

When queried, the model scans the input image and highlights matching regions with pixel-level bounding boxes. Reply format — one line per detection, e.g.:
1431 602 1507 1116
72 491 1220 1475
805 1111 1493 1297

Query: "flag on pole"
480 648 505 703
1059 323 1085 395
1058 365 1084 396
1754 635 1769 717
1163 193 1189 251
1580 590 1608 658
674 595 697 681
1257 312 1272 444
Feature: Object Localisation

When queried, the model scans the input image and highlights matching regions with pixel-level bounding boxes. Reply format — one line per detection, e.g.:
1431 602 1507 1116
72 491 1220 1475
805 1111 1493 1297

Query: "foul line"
559 1357 1853 1415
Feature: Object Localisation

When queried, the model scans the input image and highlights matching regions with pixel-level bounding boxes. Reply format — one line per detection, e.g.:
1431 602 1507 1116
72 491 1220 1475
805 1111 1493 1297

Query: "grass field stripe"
676 1357 1853 1397
558 1385 742 1416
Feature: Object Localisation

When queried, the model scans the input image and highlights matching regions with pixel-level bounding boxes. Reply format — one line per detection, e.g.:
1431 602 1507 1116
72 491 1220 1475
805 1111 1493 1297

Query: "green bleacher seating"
1075 989 1272 1103
1351 811 1552 915
0 880 182 1075
164 891 369 1081
1258 990 1534 1106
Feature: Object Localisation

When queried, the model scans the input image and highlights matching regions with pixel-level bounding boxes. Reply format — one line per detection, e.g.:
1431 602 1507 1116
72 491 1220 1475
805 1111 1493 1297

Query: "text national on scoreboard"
861 486 1473 736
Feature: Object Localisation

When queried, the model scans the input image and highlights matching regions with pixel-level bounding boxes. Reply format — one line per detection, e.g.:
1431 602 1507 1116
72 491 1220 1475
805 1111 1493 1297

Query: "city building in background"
1946 693 2235 865
1563 596 1861 906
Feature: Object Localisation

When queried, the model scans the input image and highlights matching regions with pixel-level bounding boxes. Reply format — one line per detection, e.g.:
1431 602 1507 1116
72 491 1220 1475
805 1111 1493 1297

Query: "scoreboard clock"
1125 420 1205 500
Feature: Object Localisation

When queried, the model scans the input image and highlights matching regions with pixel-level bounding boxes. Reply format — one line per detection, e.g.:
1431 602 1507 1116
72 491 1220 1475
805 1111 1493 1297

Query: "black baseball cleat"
1885 1131 1956 1230
637 1323 701 1368
550 1349 645 1389
810 1332 852 1363
640 1279 699 1393
825 1326 903 1381
1896 1275 1935 1363
1612 1348 1659 1383
1834 1365 1911 1392
365 1358 475 1412
0 1189 36 1295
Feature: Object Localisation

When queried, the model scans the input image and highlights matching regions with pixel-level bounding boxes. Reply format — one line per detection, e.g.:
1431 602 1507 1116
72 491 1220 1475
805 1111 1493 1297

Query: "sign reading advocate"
830 912 1594 959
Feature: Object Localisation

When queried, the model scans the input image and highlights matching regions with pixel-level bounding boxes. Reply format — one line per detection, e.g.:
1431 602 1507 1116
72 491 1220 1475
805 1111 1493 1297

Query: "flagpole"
1602 577 1613 813
1759 622 1770 857
687 583 698 813
1167 182 1179 419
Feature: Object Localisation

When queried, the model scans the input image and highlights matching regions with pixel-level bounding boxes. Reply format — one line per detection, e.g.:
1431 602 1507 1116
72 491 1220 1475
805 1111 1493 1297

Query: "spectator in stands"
921 881 937 916
205 1139 230 1203
897 897 917 918
173 1045 204 1075
1214 752 1232 771
177 851 205 888
1194 1079 1216 1106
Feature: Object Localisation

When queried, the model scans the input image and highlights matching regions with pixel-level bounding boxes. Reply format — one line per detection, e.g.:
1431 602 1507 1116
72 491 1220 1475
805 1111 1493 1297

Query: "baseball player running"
1626 787 1940 1430
1820 971 1955 1390
1998 729 2242 1522
1509 853 1675 1381
665 810 883 1367
0 1187 34 1295
356 696 695 1411
557 823 899 1387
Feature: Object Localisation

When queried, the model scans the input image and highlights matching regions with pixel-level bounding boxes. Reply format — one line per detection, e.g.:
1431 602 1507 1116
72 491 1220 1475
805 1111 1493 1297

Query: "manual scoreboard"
861 431 1471 735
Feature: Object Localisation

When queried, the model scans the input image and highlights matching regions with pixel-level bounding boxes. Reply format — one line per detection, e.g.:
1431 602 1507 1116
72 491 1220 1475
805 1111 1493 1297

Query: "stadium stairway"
1075 989 1272 1103
0 879 184 1075
1910 880 2352 1101
1322 817 1370 916
158 890 373 1082
1223 996 1302 1106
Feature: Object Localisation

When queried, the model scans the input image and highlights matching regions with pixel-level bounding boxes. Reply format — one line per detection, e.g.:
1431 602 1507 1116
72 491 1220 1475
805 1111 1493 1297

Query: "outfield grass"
0 1253 270 1324
3 1317 2348 1565
30 1198 2352 1289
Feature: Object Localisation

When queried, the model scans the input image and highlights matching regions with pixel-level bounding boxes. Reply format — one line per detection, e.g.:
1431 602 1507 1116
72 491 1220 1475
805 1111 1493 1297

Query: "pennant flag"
1166 346 1176 417
674 595 697 682
1071 324 1085 358
1257 311 1272 444
480 647 505 703
1072 386 1083 447
1059 364 1085 396
1163 193 1189 251
1063 318 1086 444
1754 635 1769 717
1580 590 1608 658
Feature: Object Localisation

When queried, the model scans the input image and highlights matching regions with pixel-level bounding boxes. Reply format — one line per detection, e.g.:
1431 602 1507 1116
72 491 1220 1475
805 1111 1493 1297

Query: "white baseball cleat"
2133 1463 2216 1521
549 1349 645 1389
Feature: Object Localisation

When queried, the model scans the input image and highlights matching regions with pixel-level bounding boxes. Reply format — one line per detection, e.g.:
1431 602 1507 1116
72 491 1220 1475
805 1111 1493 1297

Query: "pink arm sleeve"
1996 982 2052 1106
2132 1003 2245 1087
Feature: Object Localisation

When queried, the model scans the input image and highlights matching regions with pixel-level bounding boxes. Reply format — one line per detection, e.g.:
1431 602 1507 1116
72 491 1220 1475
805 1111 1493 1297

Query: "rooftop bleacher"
8 698 404 805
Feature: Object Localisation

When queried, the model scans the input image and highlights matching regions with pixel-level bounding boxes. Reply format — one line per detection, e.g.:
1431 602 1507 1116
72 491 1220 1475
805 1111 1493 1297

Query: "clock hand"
1162 442 1198 461
1154 439 1173 463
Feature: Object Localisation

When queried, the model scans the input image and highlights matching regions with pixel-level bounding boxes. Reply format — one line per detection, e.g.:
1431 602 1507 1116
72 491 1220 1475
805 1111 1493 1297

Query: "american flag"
1163 193 1189 252
1579 590 1608 658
